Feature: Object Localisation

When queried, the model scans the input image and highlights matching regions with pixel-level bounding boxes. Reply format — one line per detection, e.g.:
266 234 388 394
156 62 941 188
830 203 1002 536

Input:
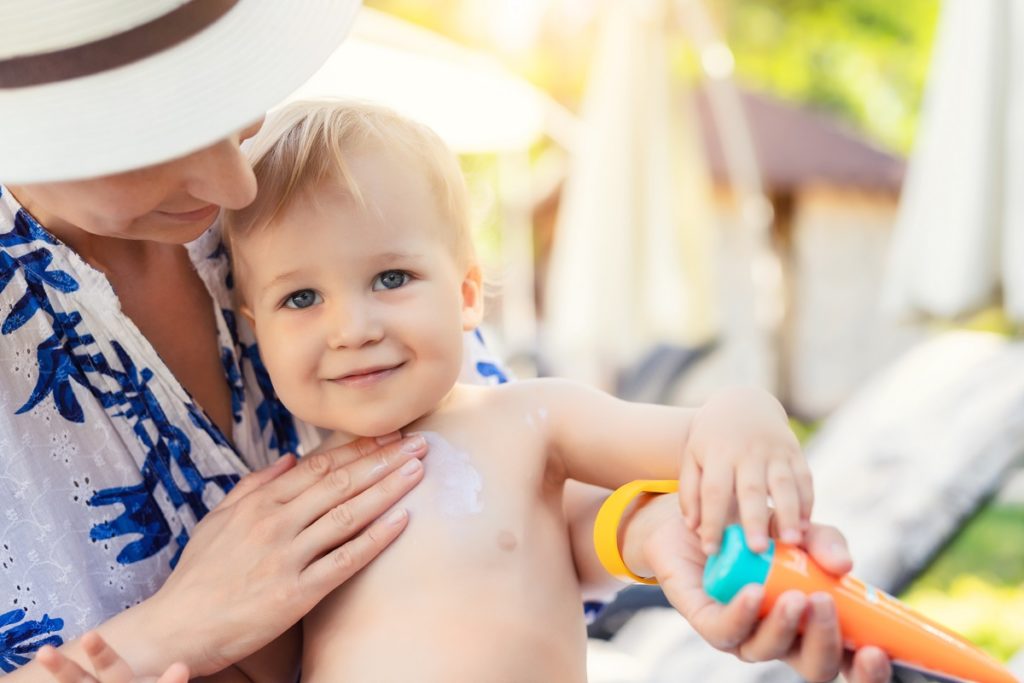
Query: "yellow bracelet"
593 479 680 585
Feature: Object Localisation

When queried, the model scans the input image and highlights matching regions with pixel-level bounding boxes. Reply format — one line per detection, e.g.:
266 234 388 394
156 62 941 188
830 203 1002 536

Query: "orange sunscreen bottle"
703 525 1019 683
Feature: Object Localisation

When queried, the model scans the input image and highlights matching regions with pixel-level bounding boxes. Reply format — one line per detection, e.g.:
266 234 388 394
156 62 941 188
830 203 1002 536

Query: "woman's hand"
625 495 892 683
36 632 188 683
103 432 428 677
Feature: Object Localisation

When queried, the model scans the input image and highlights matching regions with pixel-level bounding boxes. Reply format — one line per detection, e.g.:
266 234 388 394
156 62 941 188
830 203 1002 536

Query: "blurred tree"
709 0 940 153
366 0 939 154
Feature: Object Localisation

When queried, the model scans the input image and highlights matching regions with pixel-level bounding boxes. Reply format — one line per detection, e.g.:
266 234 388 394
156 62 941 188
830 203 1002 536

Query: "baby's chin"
325 405 435 441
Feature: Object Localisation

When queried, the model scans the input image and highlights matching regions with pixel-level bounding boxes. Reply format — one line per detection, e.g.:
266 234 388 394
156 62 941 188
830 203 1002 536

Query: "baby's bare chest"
397 430 555 555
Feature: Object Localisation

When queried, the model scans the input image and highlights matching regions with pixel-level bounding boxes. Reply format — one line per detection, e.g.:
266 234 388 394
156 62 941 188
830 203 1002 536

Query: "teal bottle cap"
703 525 775 604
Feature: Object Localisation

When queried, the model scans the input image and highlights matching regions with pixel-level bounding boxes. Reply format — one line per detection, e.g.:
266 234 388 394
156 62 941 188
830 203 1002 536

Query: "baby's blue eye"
283 289 322 309
373 270 410 291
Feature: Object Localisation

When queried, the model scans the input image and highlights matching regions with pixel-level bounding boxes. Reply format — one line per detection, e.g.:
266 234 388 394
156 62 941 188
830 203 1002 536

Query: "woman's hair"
224 99 474 263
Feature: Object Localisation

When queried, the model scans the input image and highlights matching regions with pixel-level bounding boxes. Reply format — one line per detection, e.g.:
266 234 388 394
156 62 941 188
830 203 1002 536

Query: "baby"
219 100 813 682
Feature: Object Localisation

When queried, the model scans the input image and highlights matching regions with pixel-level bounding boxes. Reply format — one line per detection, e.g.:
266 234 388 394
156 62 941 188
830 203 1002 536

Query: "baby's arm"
525 378 812 555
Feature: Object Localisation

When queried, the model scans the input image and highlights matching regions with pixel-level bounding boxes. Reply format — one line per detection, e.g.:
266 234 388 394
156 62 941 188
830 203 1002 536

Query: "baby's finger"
36 644 95 682
81 631 133 683
735 458 771 553
791 454 815 522
767 459 802 545
698 464 735 556
679 454 701 530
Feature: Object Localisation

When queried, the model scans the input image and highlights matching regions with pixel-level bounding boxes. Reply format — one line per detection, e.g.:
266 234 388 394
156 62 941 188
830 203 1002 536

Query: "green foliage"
907 504 1024 590
708 0 941 153
901 503 1024 660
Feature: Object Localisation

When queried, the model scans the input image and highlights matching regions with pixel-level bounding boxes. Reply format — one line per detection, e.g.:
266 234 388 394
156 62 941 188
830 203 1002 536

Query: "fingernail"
401 435 426 454
740 584 763 609
811 593 835 621
385 508 408 525
748 533 768 550
376 432 402 445
702 542 719 556
830 542 851 564
781 528 801 544
784 599 804 623
399 458 422 476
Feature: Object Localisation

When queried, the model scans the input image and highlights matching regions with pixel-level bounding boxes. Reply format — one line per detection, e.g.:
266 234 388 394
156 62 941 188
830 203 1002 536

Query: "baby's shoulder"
451 377 581 408
437 379 595 433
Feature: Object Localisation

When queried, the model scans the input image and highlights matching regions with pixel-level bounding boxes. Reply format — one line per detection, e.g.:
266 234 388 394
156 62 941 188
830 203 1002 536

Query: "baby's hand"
36 632 189 683
680 386 813 555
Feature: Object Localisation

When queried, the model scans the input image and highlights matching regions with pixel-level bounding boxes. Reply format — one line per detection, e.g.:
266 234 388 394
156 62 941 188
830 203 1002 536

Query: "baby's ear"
460 264 484 331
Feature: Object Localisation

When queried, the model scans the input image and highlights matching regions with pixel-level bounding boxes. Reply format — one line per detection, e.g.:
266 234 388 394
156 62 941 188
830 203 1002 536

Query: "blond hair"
224 99 474 263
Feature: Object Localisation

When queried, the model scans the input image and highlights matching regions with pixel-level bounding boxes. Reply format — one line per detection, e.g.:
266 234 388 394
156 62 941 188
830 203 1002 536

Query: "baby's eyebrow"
264 268 304 289
375 250 423 263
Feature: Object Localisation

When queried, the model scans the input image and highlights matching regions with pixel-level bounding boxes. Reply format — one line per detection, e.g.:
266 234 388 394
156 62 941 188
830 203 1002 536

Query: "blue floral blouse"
0 185 509 673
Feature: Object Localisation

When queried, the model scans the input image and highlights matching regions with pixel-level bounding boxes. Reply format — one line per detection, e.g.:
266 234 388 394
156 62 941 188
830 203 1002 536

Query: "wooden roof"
695 87 906 194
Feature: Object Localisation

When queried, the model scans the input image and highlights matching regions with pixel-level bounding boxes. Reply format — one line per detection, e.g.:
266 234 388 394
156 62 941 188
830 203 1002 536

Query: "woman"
0 1 890 681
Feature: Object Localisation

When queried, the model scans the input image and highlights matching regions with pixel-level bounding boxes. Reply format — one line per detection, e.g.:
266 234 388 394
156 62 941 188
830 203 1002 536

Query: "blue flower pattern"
0 197 295 670
0 608 63 673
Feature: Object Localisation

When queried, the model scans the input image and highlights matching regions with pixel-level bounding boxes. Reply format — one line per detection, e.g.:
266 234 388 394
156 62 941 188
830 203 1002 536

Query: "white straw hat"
0 0 362 183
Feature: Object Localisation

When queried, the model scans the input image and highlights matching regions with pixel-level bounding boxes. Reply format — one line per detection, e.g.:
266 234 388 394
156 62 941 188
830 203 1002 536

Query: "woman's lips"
157 204 219 222
330 363 404 388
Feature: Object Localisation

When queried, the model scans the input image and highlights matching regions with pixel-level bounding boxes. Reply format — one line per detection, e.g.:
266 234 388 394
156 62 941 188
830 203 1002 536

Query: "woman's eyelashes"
372 270 411 291
283 288 322 309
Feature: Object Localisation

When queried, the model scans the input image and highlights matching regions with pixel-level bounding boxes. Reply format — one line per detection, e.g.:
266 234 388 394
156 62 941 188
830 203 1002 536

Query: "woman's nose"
183 137 258 210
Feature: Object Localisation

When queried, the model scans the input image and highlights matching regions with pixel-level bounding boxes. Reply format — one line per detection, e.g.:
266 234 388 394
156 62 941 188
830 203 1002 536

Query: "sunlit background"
289 0 1024 678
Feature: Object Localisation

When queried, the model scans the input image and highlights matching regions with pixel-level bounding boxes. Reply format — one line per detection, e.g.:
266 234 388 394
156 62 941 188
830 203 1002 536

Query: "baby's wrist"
620 492 678 578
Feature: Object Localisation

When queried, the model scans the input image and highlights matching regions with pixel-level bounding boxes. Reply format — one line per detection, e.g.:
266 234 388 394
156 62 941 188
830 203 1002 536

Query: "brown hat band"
0 0 240 89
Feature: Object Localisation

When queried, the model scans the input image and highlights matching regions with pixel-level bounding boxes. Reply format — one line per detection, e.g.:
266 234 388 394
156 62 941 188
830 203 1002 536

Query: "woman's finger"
734 589 808 663
266 434 422 504
844 645 892 683
688 583 765 652
285 435 428 533
81 631 134 683
217 454 296 509
782 593 844 682
299 504 411 602
36 644 96 682
801 521 854 576
294 457 425 566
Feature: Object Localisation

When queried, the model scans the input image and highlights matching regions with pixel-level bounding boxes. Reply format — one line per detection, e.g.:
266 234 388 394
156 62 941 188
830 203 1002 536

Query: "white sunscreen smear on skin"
416 431 483 517
525 406 549 432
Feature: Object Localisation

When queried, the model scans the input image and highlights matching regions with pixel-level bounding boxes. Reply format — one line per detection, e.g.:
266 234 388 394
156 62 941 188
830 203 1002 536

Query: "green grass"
900 503 1024 661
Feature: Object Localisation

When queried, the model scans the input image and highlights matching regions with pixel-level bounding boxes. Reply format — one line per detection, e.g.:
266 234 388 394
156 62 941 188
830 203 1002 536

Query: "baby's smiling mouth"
330 362 406 387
